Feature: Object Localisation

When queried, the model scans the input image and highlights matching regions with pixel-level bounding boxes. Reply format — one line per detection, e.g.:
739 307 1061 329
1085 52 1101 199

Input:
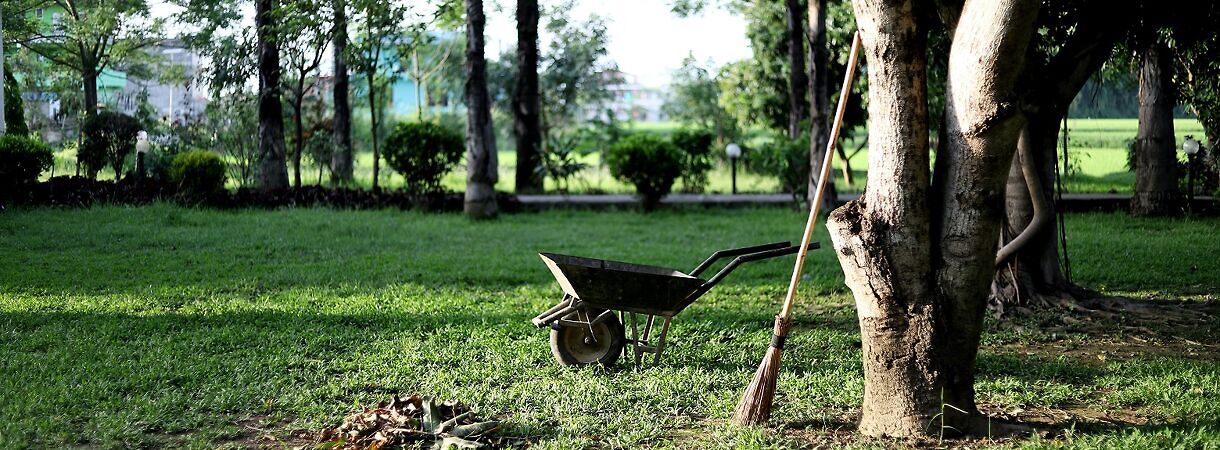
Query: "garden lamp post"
135 131 150 181
726 143 742 195
1183 136 1201 210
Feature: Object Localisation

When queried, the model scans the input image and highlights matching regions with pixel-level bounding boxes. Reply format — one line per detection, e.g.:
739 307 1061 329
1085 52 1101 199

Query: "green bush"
170 150 227 203
669 128 715 193
0 135 53 201
383 121 465 194
744 135 811 198
606 134 683 210
81 112 142 179
4 62 31 136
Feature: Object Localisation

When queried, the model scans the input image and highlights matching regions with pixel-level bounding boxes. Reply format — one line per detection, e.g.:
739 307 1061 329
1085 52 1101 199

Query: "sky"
150 0 751 88
483 0 751 87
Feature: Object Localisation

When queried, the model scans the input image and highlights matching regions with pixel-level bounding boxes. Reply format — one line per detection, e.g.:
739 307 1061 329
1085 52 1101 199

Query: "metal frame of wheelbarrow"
532 241 819 366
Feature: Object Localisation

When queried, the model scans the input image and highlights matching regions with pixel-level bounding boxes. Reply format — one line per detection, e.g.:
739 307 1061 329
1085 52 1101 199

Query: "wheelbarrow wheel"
550 313 625 367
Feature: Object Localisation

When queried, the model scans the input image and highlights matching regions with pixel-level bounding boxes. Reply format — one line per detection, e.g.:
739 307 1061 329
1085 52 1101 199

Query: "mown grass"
0 207 1217 449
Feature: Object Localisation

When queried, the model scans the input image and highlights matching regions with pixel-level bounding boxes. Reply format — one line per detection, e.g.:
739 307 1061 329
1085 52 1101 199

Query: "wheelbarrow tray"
540 252 704 317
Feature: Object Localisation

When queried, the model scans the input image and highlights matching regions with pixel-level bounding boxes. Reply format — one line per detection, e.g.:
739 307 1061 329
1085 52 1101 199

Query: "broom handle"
779 30 862 320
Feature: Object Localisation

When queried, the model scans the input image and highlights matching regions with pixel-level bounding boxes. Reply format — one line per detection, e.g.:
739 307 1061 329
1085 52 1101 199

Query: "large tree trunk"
331 0 354 185
829 0 1037 437
827 0 938 436
806 0 837 209
464 0 498 219
932 0 1037 427
993 4 1129 306
785 0 809 139
256 0 290 191
513 0 543 194
1131 41 1179 216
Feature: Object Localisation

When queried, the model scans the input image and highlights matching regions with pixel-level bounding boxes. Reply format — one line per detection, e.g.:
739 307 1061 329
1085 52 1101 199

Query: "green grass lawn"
1 207 1218 449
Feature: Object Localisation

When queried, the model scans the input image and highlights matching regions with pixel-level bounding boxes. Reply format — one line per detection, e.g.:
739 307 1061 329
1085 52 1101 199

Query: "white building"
587 70 668 123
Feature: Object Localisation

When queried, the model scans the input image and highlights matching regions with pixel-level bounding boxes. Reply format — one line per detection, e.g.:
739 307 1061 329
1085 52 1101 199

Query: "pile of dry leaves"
316 395 524 449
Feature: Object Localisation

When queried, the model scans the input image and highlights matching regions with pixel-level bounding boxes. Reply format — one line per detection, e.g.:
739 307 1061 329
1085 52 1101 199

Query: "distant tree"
464 0 497 219
1 12 6 136
1131 39 1179 215
279 0 333 187
350 0 410 192
513 0 543 194
255 0 290 190
538 4 616 135
331 0 354 184
5 0 163 117
662 55 738 146
782 0 807 139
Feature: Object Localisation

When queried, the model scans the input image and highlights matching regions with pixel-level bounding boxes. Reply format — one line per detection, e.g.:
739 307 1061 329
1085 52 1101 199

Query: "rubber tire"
549 313 625 367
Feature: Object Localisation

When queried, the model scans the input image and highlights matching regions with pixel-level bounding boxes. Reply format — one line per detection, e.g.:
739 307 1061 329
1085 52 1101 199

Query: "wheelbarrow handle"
689 241 792 277
691 242 820 300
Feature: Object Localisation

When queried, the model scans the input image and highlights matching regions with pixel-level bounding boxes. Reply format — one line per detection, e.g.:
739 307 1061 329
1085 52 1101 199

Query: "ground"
0 206 1217 449
46 119 1208 196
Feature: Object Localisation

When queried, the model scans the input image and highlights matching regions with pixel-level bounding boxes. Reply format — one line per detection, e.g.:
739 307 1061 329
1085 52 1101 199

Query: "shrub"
81 112 142 179
669 128 715 193
606 134 683 210
0 135 54 201
744 134 811 199
383 122 465 194
170 150 227 203
4 62 31 136
539 131 591 194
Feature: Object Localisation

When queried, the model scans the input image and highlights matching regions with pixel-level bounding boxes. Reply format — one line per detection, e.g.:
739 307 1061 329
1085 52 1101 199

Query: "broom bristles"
731 316 791 426
731 345 783 426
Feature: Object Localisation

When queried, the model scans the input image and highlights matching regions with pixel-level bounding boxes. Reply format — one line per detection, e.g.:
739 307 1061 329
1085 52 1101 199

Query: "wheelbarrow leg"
652 317 672 366
629 312 642 365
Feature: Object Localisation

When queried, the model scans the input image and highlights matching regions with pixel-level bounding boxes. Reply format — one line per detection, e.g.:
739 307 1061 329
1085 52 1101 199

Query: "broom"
731 30 863 427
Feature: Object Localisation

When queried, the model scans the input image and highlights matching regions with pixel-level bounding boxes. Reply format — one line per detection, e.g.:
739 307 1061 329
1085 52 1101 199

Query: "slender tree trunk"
369 70 381 192
806 0 836 209
513 0 543 194
331 0 354 185
1132 41 1179 216
828 0 1037 437
1 13 6 136
785 0 809 139
256 0 290 191
465 0 499 219
292 93 305 188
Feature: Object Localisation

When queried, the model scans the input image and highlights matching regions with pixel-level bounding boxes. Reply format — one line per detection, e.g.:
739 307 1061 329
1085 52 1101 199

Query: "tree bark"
513 0 543 194
785 0 809 139
1 13 6 136
1132 41 1179 216
995 4 1128 305
331 0 354 184
465 0 499 219
827 0 939 437
806 0 837 209
828 0 1038 437
83 65 99 117
256 0 290 191
932 0 1037 426
292 93 305 188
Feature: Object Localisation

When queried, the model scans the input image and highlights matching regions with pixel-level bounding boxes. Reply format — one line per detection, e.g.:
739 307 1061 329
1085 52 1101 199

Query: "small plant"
744 134 811 202
383 122 465 194
606 134 683 210
670 128 715 193
539 131 591 194
81 111 142 180
0 135 54 201
170 150 227 204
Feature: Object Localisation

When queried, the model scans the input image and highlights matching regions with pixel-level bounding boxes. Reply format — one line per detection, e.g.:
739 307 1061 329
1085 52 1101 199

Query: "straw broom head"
731 316 791 426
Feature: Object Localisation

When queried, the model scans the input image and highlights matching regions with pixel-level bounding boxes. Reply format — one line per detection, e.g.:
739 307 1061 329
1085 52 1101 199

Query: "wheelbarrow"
531 241 819 367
